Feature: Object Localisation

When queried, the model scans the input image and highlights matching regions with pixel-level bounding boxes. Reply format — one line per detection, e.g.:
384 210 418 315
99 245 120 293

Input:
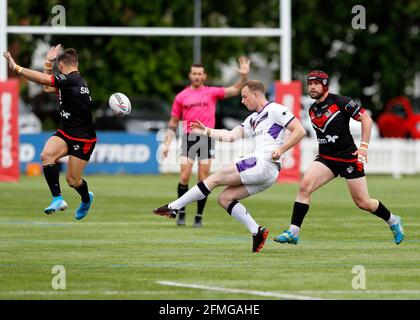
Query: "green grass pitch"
0 174 419 300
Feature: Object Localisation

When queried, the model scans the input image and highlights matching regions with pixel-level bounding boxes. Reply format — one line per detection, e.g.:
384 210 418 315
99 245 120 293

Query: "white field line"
0 290 193 296
157 281 323 300
298 290 420 295
1 289 420 297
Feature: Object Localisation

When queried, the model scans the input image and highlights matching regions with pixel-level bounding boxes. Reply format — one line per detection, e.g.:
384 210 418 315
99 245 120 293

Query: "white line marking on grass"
0 291 91 295
157 281 323 300
2 289 419 298
298 290 420 295
0 290 195 296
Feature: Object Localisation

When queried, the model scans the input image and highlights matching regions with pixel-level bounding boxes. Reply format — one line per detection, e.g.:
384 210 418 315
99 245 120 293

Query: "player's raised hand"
3 51 17 70
46 44 61 62
235 56 251 76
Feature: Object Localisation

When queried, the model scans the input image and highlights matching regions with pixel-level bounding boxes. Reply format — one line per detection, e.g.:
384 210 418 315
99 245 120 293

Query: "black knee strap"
197 181 211 196
227 200 239 215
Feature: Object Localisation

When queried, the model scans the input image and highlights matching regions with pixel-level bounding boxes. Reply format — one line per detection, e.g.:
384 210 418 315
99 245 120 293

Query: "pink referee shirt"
171 86 226 133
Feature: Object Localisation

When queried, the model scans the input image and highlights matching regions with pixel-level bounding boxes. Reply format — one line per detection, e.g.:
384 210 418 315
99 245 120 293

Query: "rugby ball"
109 92 131 117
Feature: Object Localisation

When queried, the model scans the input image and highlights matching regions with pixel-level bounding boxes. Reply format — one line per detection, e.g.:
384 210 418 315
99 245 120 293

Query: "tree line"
7 0 420 115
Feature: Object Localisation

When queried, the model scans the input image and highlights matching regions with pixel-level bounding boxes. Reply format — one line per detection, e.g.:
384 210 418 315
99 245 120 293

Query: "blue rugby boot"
273 230 299 245
75 192 94 220
44 196 68 214
390 215 404 245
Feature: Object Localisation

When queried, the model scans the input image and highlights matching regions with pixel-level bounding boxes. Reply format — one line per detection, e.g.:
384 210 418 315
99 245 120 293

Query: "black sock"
43 164 61 197
197 196 208 216
291 202 310 227
177 183 188 214
372 201 391 221
75 179 90 203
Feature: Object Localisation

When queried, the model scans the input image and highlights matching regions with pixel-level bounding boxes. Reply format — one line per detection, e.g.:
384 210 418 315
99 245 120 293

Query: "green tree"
7 0 419 115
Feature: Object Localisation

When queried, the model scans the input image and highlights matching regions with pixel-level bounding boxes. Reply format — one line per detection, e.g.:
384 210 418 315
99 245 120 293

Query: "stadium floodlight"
0 0 291 82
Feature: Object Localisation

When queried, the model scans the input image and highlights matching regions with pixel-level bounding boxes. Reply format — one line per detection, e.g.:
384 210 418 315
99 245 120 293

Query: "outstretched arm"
271 118 306 161
190 120 244 142
3 51 53 86
224 56 251 98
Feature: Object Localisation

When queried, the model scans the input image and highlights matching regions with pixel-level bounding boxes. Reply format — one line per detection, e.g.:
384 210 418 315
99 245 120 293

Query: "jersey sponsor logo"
326 135 339 143
317 134 338 144
60 110 71 119
80 87 90 94
184 101 209 109
310 104 341 133
317 134 339 144
252 129 264 137
345 99 361 117
344 99 357 111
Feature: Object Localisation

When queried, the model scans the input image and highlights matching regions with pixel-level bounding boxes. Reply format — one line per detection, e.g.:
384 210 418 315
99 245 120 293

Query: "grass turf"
0 174 419 300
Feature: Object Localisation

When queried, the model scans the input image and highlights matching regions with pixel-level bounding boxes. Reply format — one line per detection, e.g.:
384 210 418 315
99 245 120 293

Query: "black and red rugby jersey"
309 93 365 160
51 71 96 140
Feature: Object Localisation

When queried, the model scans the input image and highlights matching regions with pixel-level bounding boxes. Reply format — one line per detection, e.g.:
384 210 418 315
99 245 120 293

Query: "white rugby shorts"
235 154 280 195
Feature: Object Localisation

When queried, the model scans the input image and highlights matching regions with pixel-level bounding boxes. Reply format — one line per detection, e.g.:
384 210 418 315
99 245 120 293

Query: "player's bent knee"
298 180 313 197
65 175 79 188
355 199 371 211
180 173 191 184
217 194 232 209
40 151 54 163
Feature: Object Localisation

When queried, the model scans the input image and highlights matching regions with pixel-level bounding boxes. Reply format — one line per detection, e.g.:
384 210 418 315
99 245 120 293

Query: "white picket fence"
159 137 420 179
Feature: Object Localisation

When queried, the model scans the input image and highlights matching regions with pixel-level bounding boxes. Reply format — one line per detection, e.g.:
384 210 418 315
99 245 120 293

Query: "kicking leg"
177 157 194 225
194 159 212 227
153 163 241 219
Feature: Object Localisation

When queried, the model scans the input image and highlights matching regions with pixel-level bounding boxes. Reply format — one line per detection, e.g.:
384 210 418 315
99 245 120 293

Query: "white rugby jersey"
241 101 295 162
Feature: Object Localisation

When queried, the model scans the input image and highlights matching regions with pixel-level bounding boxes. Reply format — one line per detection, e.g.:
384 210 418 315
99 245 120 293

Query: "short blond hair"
242 80 266 94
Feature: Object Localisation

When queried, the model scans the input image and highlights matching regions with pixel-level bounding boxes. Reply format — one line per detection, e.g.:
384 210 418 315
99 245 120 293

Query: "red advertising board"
274 80 302 183
0 79 20 181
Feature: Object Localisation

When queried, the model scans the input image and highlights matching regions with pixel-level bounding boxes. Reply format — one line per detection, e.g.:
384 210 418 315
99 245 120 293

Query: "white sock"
289 224 300 236
386 214 398 226
169 182 210 210
229 202 259 235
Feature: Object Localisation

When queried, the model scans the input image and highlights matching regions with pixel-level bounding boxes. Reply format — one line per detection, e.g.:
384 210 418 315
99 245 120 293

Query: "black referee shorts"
180 133 215 161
